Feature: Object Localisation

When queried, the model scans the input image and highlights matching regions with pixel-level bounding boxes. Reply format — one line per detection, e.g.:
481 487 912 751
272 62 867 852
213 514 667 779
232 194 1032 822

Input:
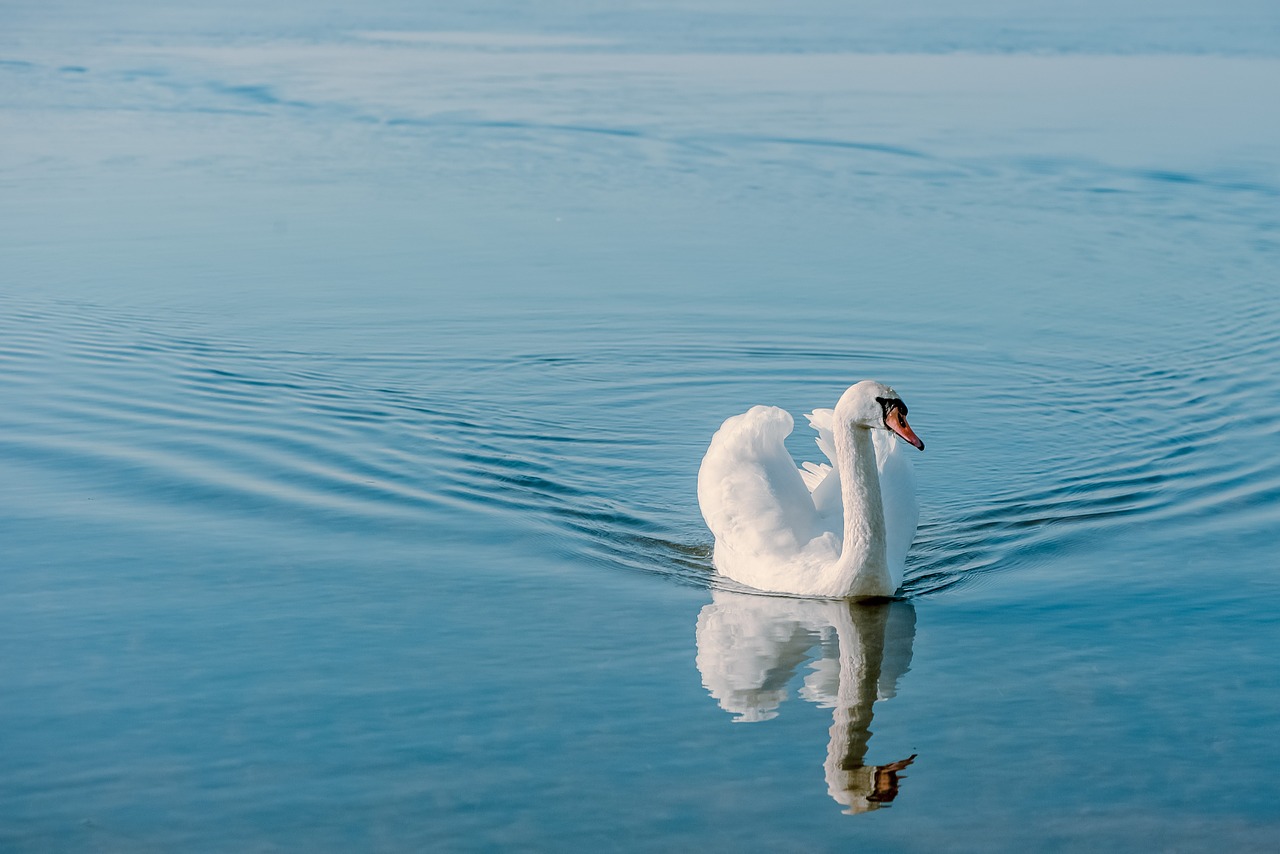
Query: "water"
3 2 1280 850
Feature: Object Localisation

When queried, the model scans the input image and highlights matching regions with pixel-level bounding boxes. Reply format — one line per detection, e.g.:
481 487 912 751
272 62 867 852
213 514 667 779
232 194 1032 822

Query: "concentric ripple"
4 281 1276 598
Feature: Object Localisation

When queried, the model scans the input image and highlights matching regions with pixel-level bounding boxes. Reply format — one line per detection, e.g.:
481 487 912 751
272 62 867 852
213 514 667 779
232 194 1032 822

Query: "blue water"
3 2 1280 851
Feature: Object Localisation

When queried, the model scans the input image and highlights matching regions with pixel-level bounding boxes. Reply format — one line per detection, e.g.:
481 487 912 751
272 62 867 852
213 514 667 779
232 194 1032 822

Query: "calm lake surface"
3 2 1280 850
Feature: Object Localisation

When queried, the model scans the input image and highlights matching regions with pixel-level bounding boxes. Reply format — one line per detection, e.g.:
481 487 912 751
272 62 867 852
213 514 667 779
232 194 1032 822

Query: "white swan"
697 380 924 598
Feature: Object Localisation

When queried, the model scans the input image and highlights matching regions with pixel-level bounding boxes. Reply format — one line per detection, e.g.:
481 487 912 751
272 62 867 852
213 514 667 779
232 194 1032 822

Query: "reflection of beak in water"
695 590 917 814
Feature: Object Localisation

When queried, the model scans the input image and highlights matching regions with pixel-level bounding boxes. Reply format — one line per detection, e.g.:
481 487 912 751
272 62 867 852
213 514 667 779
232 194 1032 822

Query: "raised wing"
697 405 824 567
803 408 841 518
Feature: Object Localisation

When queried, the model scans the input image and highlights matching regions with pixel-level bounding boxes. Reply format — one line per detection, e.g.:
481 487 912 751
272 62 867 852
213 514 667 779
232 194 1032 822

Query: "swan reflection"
695 590 917 814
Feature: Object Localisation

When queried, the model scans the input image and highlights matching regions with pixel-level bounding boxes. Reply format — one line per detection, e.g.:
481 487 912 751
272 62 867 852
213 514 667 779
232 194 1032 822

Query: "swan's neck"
829 422 892 597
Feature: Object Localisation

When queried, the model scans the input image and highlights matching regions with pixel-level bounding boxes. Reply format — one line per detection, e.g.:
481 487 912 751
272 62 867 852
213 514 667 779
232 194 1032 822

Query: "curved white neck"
828 421 893 597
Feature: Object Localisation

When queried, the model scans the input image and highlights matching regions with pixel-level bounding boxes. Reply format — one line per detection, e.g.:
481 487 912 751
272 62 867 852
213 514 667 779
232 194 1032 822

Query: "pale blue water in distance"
3 2 1280 851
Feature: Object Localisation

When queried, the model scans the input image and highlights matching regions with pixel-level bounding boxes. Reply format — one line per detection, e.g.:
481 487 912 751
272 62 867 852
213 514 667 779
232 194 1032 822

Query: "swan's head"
836 380 925 450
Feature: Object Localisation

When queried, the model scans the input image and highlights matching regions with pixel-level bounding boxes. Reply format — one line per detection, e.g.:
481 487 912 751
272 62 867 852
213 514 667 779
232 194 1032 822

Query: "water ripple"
2 285 1276 596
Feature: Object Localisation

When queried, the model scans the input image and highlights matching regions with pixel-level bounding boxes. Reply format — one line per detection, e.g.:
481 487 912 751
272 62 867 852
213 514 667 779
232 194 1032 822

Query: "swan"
697 380 924 598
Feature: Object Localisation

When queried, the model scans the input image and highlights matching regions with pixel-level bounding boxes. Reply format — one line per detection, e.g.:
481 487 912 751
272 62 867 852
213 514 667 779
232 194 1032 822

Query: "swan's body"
697 381 924 598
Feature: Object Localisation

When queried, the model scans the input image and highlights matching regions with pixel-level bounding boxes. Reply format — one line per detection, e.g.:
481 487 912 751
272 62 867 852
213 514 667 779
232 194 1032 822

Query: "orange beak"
885 407 924 451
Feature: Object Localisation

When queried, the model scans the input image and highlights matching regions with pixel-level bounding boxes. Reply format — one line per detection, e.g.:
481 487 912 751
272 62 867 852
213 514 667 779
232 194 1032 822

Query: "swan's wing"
873 430 920 586
697 405 823 567
804 408 838 469
801 408 843 517
798 460 831 492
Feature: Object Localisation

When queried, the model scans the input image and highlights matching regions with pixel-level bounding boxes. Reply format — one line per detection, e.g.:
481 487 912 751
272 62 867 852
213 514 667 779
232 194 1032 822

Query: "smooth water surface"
3 2 1279 850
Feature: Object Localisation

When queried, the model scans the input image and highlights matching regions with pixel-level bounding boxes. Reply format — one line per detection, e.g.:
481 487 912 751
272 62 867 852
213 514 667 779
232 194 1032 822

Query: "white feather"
697 381 921 598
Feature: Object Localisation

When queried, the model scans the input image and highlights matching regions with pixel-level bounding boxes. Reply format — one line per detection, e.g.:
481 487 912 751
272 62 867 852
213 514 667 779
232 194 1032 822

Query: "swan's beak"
886 407 924 451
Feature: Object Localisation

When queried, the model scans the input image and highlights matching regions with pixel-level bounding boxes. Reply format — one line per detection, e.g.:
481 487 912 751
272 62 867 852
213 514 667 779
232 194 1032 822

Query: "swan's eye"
876 396 907 423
